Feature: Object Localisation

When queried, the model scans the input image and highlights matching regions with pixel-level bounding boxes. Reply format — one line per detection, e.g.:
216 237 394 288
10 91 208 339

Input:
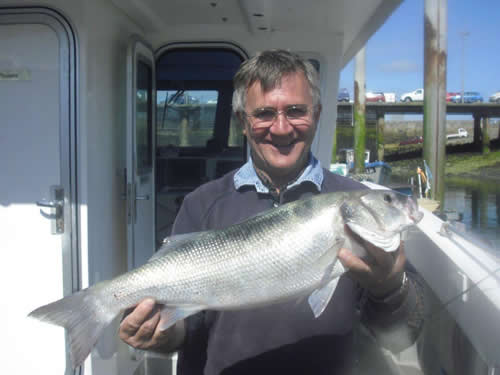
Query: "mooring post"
376 112 385 161
354 46 366 173
482 116 490 154
423 0 447 201
473 114 482 150
331 126 338 163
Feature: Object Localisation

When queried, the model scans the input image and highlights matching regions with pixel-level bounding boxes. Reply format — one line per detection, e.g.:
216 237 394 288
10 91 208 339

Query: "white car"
446 128 468 139
401 88 424 102
383 92 396 103
489 91 500 103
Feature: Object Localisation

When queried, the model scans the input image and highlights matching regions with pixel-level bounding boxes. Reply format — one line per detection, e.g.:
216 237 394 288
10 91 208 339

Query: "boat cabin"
1 1 499 374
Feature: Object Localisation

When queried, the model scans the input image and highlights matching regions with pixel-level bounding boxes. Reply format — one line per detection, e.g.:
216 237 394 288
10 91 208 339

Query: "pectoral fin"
158 306 203 331
308 277 340 318
308 261 346 318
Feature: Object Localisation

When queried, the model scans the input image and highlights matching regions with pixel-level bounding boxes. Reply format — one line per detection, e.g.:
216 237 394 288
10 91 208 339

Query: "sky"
338 0 500 102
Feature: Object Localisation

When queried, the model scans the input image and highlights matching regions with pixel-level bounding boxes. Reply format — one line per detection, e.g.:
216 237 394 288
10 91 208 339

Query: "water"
442 177 500 252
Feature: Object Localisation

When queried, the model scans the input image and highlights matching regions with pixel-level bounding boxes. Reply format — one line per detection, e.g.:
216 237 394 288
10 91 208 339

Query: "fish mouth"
410 210 424 223
407 198 424 223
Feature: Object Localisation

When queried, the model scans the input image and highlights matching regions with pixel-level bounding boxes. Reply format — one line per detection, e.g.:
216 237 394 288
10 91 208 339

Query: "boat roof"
110 0 402 66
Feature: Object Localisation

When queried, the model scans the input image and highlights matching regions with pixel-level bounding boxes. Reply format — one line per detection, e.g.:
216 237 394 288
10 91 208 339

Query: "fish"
28 189 423 368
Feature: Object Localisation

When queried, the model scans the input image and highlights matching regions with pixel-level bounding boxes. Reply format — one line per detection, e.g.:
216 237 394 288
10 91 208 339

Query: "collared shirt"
233 153 324 194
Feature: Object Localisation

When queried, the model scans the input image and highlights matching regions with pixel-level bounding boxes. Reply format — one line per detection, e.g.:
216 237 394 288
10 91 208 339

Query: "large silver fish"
29 189 422 368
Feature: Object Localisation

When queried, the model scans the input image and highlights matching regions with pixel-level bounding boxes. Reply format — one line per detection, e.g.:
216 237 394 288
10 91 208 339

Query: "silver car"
489 91 500 103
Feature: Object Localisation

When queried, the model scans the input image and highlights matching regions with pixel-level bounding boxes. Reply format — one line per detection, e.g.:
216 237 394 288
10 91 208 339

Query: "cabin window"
157 90 219 147
155 47 246 240
136 59 153 175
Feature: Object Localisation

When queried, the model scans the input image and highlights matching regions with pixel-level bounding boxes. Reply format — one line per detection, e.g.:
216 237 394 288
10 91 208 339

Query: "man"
120 49 424 374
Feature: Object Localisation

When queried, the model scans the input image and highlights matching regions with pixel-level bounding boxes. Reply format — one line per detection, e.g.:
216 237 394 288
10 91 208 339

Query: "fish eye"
383 193 392 203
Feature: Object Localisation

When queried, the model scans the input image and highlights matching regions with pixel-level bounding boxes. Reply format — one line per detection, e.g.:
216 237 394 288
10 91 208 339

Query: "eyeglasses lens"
286 105 308 119
250 105 310 128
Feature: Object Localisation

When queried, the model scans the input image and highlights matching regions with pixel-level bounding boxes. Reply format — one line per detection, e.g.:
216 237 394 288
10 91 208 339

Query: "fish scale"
28 189 422 368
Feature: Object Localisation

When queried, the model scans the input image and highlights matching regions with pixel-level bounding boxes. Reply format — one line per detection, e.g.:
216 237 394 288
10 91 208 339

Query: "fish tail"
28 287 118 368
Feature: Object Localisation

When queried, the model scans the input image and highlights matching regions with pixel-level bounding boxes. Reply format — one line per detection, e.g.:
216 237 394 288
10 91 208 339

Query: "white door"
126 37 156 269
0 9 77 374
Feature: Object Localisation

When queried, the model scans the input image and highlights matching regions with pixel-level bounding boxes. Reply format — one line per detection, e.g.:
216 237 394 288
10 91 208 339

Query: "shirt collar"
234 153 324 193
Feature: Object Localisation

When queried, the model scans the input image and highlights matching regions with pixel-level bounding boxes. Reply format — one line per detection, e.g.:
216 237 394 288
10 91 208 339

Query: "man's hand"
338 227 406 298
119 298 184 352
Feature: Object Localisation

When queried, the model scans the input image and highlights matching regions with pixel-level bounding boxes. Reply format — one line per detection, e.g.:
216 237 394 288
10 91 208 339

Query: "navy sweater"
171 169 422 374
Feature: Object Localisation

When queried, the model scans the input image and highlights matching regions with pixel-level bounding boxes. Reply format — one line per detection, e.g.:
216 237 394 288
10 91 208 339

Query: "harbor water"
443 176 500 253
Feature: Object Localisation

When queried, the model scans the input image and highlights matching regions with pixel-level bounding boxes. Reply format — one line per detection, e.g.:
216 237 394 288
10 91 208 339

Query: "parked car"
365 91 385 102
489 91 500 103
446 128 468 139
383 92 396 103
448 93 461 102
400 88 424 102
446 92 460 102
452 91 483 103
399 136 423 146
337 88 350 102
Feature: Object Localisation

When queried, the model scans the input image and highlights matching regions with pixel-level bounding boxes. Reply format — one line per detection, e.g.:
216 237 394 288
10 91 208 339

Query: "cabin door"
126 37 157 269
0 9 78 374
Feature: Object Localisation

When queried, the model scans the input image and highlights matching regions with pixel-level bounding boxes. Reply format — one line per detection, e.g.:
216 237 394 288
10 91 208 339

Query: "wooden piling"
473 114 482 150
376 112 385 161
354 46 366 173
482 116 490 154
423 0 447 201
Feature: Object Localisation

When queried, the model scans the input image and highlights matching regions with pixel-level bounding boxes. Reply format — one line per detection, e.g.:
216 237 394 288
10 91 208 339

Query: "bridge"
338 102 500 116
337 102 500 151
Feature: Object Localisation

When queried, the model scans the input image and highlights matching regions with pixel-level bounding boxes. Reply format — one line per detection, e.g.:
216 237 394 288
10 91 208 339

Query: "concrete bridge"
337 102 500 150
338 102 500 116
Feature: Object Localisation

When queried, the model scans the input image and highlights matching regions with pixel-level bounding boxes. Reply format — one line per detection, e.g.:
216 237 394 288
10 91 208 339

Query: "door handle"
36 200 63 208
135 195 150 200
36 185 64 234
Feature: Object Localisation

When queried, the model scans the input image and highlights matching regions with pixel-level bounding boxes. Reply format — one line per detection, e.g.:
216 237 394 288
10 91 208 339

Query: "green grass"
444 150 500 175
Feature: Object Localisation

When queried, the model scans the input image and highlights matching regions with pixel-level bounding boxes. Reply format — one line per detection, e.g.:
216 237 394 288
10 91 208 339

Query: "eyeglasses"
243 104 314 129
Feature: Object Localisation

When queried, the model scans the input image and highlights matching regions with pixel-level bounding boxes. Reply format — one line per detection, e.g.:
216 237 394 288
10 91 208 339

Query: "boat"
330 159 392 186
351 160 392 185
333 148 393 185
1 1 499 374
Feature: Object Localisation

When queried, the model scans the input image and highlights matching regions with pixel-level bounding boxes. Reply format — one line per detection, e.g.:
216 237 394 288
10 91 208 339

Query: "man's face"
242 72 320 179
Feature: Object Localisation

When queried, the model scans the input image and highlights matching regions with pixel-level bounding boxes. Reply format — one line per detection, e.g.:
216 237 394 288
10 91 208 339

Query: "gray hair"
232 49 321 114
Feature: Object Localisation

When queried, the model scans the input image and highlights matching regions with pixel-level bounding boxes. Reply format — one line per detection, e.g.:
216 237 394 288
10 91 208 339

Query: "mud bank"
389 151 500 182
